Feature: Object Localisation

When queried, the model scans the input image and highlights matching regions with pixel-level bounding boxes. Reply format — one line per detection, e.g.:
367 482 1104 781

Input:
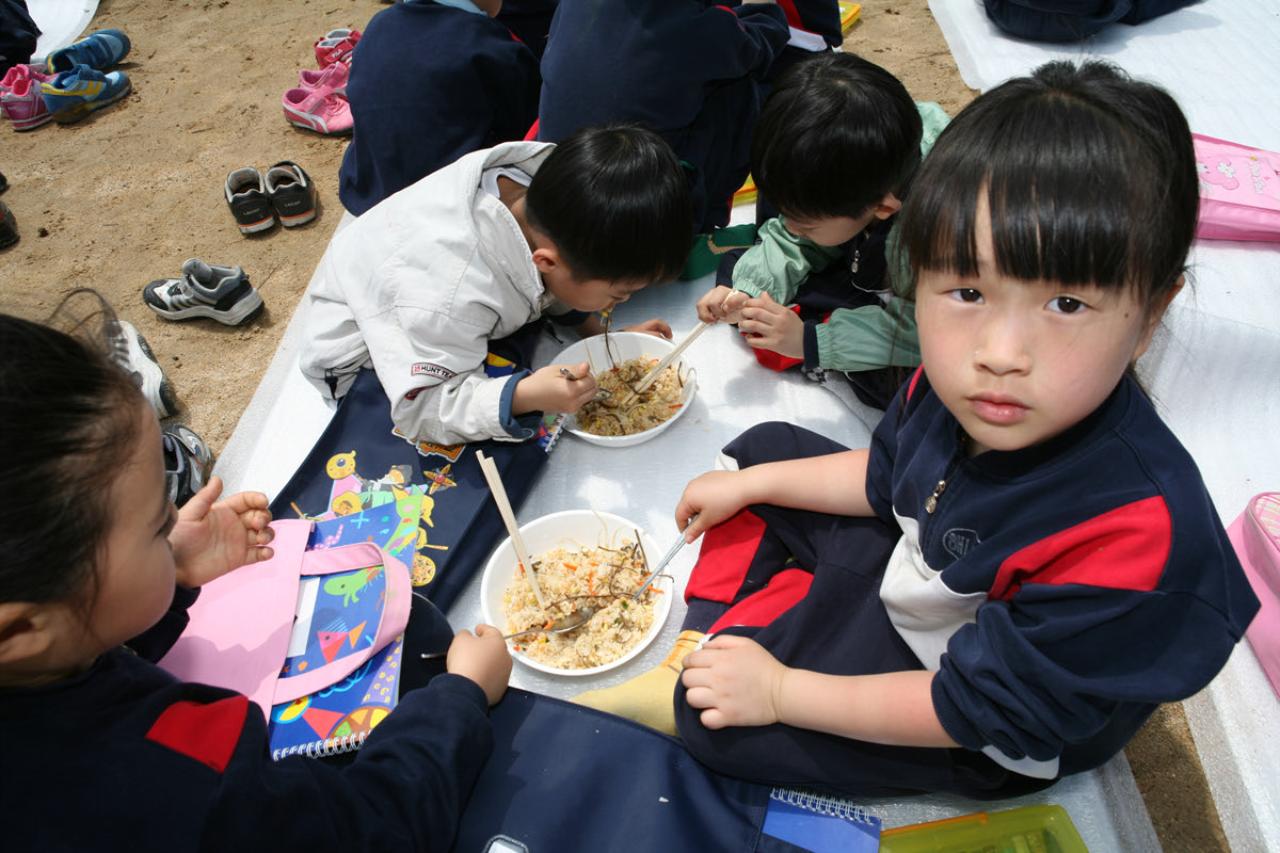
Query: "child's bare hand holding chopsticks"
696 285 749 325
512 362 599 414
739 292 804 358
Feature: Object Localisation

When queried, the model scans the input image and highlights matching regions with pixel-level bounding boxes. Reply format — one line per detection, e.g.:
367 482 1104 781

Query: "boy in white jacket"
300 126 693 446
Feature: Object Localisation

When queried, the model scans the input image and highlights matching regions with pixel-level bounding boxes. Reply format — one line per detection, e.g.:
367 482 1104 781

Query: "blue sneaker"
46 28 131 74
41 66 132 124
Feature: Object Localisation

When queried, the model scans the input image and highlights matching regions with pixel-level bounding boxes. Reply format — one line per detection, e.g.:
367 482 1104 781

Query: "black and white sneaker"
163 424 214 507
143 258 263 325
265 160 317 227
225 166 276 235
107 318 178 419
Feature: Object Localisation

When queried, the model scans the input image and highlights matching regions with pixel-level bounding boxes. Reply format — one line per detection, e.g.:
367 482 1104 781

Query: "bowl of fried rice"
480 510 675 676
553 332 697 448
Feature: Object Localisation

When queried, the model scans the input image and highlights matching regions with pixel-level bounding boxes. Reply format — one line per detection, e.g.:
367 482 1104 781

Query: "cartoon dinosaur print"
323 565 384 606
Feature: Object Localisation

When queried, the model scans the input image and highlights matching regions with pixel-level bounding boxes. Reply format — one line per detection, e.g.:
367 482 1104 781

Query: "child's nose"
974 315 1031 375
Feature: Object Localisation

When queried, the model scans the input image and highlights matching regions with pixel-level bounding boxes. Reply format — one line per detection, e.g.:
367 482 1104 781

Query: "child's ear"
1135 274 1185 359
0 602 58 670
873 193 903 220
531 246 561 276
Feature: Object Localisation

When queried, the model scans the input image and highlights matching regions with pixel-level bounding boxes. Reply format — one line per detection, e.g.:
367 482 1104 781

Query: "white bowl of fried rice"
554 332 697 448
480 510 675 676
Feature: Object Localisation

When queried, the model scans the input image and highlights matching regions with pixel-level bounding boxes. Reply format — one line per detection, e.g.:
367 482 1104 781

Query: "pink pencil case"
1226 493 1280 699
1193 133 1280 243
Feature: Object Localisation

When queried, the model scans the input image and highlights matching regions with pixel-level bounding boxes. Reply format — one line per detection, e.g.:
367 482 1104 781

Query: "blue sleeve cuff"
802 319 821 370
500 370 540 439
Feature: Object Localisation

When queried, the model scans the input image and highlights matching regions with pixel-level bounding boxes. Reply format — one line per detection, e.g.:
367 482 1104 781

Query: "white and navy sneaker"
163 424 214 507
107 318 178 419
143 258 263 325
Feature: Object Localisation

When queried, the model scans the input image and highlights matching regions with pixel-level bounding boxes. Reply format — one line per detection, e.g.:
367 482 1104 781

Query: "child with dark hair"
537 0 790 234
697 51 950 409
588 61 1258 798
338 0 541 216
0 303 514 851
303 124 693 446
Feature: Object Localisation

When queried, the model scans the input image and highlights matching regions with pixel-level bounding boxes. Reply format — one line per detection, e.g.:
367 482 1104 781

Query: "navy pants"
674 422 1051 798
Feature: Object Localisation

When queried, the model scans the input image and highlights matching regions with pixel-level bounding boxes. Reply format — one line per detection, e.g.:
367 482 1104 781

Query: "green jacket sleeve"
730 216 842 302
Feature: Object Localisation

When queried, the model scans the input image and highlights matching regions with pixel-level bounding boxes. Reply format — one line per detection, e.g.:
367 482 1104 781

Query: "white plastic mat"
929 2 1280 848
216 211 1158 847
27 0 99 63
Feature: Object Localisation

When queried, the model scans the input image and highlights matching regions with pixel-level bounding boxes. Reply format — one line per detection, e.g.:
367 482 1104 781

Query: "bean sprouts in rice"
502 538 661 669
576 357 683 437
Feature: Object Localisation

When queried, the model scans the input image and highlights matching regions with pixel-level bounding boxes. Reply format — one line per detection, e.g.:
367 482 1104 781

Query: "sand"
0 0 1225 848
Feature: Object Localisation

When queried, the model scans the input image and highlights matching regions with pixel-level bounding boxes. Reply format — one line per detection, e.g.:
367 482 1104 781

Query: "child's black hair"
526 124 693 284
751 51 923 221
0 297 144 606
899 60 1197 312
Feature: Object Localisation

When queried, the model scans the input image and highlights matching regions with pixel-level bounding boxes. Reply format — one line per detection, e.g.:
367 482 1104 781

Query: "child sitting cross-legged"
585 61 1260 799
696 52 950 409
302 125 693 447
0 304 513 851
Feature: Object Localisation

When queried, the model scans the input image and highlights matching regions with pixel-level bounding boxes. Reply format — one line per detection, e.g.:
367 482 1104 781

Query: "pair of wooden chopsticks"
476 450 547 609
608 321 710 408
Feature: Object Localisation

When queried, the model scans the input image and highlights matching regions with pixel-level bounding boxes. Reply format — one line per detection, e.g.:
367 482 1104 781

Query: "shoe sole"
278 208 316 227
146 288 264 326
283 105 352 136
120 321 178 418
9 113 53 131
236 215 276 235
51 79 132 124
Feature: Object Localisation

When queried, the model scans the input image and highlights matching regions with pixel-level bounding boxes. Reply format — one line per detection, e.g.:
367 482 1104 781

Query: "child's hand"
171 477 274 589
739 292 804 358
447 624 512 706
696 285 749 325
681 634 787 729
675 470 753 542
513 362 599 415
623 318 673 339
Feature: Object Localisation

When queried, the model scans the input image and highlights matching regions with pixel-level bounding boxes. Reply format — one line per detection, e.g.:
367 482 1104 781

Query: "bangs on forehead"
899 64 1195 304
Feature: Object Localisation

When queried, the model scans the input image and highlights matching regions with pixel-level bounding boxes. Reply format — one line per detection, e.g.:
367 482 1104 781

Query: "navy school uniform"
537 0 790 233
674 372 1258 796
497 0 558 59
338 0 540 216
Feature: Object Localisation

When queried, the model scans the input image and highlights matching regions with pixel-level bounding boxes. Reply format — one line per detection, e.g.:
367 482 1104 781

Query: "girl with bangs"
650 60 1259 797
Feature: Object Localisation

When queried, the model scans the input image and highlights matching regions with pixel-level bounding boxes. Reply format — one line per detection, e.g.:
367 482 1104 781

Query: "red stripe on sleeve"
905 366 924 402
776 0 805 29
146 695 249 773
990 496 1172 601
709 567 813 633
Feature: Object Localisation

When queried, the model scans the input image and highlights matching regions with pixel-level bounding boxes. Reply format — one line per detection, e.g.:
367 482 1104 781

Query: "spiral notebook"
761 788 881 852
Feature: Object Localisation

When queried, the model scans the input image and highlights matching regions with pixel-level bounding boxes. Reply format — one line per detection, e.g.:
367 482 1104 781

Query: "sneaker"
1 72 53 130
298 62 348 97
265 161 318 227
47 28 132 74
41 66 131 124
106 318 178 419
314 28 360 68
224 167 275 234
281 85 352 135
163 424 214 507
144 258 263 325
0 201 17 250
1 63 52 94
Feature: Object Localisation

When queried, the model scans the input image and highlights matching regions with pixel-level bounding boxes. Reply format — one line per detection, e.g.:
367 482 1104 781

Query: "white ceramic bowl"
480 510 674 677
553 331 697 448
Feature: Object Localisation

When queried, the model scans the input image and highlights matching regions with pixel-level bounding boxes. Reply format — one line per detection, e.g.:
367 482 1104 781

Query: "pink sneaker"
314 28 361 68
298 62 348 98
1 73 53 131
282 86 352 135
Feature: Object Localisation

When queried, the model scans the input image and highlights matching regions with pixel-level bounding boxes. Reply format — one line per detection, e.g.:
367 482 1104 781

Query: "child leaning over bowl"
300 125 694 447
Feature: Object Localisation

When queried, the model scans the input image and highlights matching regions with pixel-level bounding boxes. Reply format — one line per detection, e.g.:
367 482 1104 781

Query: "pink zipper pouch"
1193 133 1280 242
1226 493 1280 699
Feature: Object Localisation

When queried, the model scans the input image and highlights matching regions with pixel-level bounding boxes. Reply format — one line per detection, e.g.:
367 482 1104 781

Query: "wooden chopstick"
476 450 546 609
631 321 710 395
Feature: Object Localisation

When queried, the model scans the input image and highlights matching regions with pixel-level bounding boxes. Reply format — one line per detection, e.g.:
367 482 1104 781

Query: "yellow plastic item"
732 174 757 207
879 805 1089 853
839 2 862 34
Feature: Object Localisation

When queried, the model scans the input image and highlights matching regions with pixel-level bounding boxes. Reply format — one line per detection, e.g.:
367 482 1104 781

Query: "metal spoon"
419 606 596 659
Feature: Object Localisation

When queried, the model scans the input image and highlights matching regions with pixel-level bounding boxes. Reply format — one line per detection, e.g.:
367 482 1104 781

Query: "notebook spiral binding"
769 787 877 824
272 730 369 761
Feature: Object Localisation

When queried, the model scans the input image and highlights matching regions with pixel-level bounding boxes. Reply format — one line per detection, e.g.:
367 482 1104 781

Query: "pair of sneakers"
283 60 351 135
39 29 133 124
224 161 317 234
0 63 54 130
144 258 264 325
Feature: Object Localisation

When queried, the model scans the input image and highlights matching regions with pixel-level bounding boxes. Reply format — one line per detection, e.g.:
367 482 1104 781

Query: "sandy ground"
0 0 1228 848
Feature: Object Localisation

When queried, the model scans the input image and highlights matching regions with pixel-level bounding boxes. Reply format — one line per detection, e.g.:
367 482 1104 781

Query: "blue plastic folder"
761 788 882 852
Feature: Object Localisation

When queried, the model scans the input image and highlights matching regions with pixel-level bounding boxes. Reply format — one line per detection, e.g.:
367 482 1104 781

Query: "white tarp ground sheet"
927 1 1280 849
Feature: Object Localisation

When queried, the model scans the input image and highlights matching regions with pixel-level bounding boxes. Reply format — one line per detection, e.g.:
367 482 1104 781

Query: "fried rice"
576 357 683 437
